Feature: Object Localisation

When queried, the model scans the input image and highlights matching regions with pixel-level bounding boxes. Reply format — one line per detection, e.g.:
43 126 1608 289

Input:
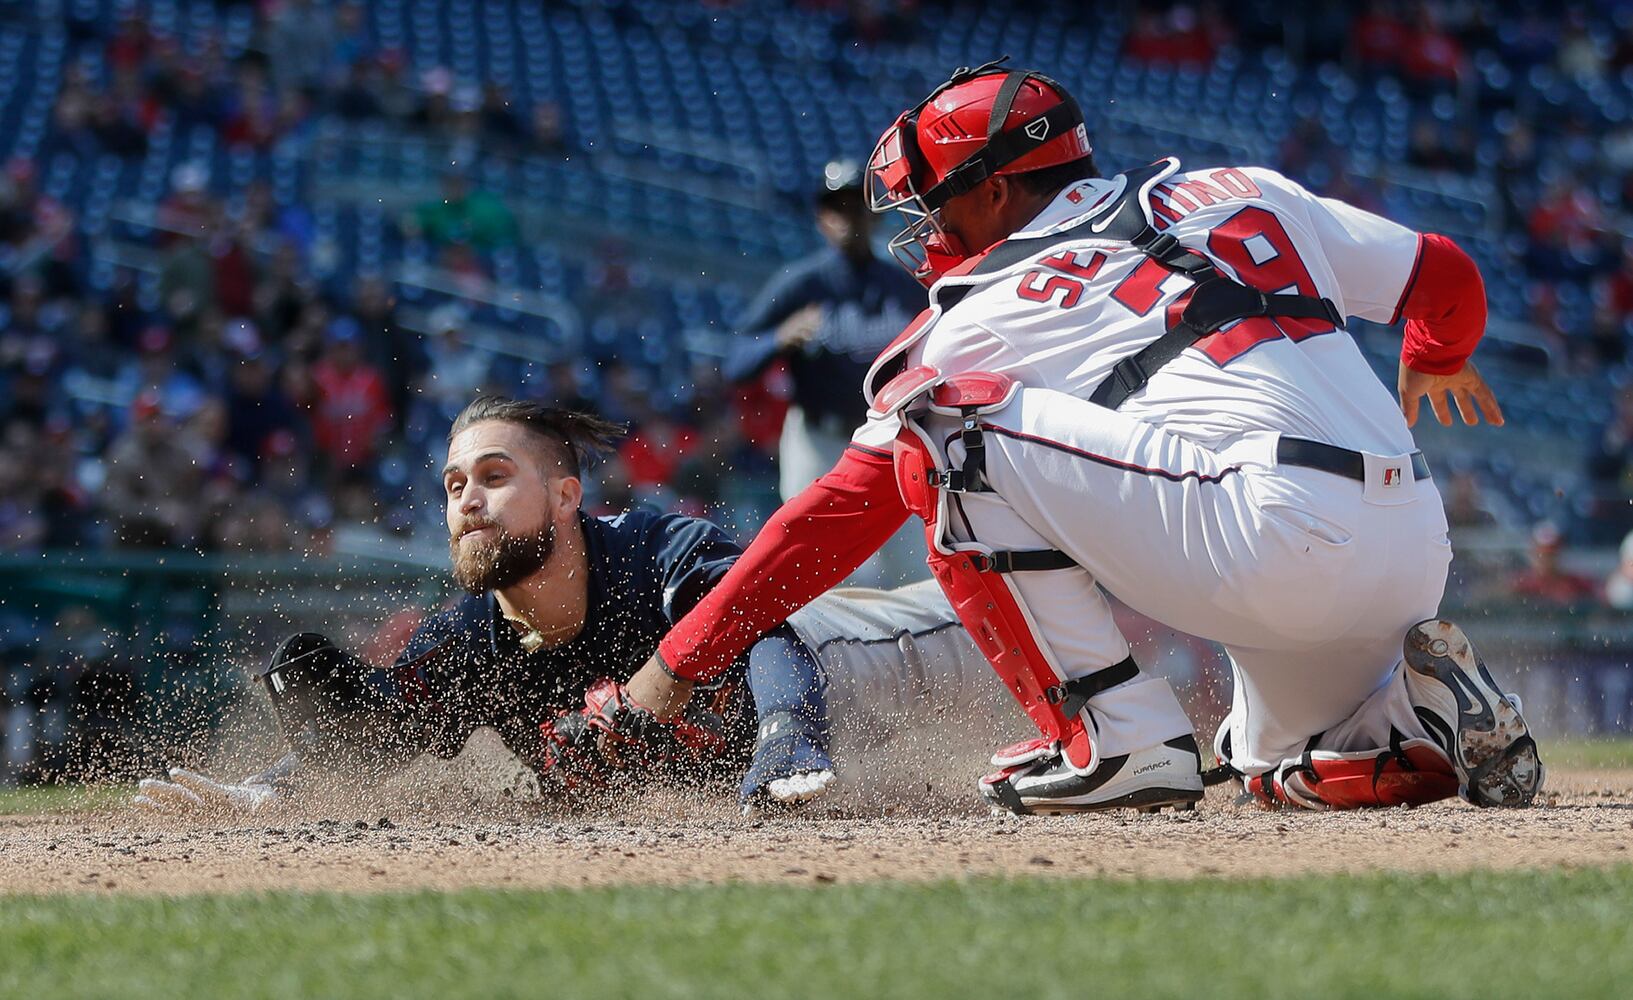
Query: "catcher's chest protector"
876 365 1112 773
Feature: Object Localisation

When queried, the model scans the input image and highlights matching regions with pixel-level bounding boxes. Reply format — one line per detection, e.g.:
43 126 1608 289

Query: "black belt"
1277 437 1430 483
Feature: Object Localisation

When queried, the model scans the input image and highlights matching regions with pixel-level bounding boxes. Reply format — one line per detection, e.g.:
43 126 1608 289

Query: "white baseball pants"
917 385 1453 772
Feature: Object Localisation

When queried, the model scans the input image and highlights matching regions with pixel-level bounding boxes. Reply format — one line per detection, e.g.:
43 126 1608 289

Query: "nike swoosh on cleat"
1448 669 1493 719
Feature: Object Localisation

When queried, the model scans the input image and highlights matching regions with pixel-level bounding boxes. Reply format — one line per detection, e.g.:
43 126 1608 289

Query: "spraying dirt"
2 731 1628 896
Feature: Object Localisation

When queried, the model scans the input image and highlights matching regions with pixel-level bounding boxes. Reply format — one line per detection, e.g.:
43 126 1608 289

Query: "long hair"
448 395 626 477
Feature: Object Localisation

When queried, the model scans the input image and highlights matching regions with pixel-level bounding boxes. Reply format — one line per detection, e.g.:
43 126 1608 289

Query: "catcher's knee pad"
881 365 1128 774
1246 738 1457 810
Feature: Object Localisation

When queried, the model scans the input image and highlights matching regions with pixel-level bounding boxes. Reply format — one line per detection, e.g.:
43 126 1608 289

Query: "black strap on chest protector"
1087 227 1343 409
935 160 1345 410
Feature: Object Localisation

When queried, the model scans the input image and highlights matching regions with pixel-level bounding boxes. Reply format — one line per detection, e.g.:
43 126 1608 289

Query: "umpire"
725 159 923 499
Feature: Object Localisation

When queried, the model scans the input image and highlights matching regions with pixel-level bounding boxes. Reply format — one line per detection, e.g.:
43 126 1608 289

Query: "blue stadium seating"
8 0 1626 525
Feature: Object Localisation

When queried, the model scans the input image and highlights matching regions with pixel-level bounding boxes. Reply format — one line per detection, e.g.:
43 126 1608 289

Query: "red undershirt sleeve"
1396 232 1488 376
656 444 910 682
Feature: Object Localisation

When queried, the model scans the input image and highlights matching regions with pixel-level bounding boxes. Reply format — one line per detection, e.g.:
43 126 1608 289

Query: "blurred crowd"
8 0 1633 560
0 0 799 565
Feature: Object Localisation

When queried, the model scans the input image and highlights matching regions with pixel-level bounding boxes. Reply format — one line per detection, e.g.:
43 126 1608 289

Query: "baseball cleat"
978 734 1204 816
1403 619 1543 808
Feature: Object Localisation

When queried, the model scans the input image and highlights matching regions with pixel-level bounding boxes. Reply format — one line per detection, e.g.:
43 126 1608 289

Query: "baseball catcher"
621 58 1542 816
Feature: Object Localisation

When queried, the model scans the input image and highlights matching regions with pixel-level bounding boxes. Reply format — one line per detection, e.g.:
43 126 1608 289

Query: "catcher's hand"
133 768 280 816
537 678 729 798
537 708 614 796
1397 360 1504 428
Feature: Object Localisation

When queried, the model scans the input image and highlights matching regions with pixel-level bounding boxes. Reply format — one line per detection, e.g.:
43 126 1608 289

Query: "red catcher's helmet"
868 58 1093 286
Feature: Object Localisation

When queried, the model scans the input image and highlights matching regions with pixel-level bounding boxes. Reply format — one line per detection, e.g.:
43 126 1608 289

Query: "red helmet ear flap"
870 58 1016 211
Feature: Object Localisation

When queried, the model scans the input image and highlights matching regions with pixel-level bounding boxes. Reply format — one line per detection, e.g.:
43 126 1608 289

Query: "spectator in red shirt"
1527 177 1604 248
1400 7 1466 90
1350 1 1407 73
1607 241 1633 311
1123 5 1226 67
617 408 699 496
104 15 152 76
308 317 392 480
1507 522 1601 607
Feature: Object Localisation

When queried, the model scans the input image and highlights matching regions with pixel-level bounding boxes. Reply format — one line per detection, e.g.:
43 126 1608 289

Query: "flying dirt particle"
1028 856 1054 866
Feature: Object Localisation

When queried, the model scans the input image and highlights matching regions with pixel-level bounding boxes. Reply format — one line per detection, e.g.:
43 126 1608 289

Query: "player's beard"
449 518 557 594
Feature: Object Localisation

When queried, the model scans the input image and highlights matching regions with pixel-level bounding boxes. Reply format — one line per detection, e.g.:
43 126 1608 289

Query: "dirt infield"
3 762 1629 896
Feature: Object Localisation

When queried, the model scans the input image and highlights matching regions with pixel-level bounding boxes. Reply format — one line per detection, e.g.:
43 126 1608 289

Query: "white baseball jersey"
853 160 1423 455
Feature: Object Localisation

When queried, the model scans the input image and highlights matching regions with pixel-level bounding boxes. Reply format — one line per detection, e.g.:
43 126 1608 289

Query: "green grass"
3 868 1632 1000
1542 736 1633 770
0 783 129 815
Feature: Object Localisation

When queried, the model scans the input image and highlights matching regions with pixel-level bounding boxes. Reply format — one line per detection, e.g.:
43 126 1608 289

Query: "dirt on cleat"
1403 619 1544 808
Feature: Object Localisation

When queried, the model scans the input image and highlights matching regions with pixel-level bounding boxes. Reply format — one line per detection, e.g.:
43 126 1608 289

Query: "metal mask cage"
868 119 955 280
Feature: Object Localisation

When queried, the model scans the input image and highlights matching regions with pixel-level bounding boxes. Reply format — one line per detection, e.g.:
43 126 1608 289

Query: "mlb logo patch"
1382 466 1402 488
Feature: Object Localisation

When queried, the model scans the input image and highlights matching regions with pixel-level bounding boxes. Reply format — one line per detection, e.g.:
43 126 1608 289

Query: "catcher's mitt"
537 678 730 798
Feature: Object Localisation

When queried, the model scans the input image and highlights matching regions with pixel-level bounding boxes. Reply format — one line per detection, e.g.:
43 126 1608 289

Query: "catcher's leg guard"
1243 735 1458 810
883 366 1134 775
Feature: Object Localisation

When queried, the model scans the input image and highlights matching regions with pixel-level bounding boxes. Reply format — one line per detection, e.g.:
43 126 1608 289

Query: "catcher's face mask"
867 57 1092 287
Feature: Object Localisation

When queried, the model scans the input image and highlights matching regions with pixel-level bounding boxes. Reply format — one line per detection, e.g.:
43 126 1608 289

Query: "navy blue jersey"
723 245 921 428
387 509 751 769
